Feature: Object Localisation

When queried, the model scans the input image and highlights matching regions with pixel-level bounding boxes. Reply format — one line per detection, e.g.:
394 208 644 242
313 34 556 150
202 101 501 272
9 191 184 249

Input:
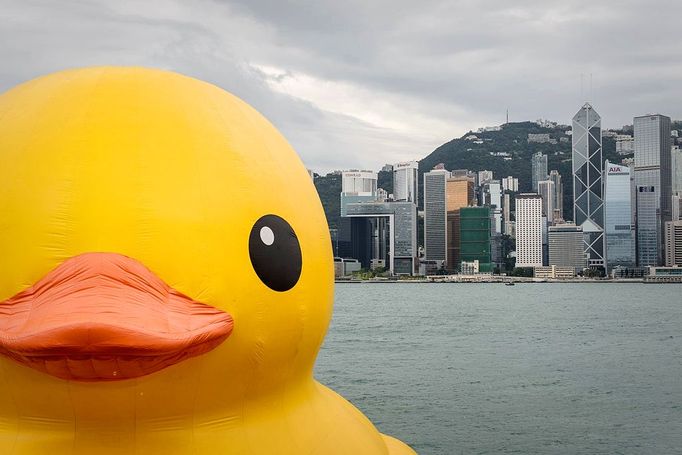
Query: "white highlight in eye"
260 226 275 246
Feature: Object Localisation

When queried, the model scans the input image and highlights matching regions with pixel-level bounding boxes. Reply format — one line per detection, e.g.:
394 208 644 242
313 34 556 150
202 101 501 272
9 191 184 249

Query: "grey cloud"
1 0 681 173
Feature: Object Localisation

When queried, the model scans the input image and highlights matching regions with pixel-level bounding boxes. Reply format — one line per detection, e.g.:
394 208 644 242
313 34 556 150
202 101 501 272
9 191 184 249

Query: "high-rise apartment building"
515 193 543 267
548 223 586 273
603 161 636 270
393 161 419 203
424 168 450 263
634 114 672 266
664 221 682 266
531 152 548 192
572 103 605 268
502 176 519 192
549 170 563 221
538 180 556 224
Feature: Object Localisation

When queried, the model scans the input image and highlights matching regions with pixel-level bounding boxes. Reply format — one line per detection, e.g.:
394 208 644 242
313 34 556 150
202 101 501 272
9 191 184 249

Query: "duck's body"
0 67 415 454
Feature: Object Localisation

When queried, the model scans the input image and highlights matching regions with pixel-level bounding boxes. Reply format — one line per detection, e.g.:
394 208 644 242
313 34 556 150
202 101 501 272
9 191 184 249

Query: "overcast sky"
1 1 681 173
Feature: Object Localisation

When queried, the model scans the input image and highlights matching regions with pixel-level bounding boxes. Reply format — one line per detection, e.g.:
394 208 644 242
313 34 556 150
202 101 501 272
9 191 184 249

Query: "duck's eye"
249 214 302 292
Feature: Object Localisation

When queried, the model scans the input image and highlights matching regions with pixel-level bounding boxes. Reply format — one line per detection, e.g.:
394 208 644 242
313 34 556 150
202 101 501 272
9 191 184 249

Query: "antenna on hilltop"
589 73 593 103
506 109 509 125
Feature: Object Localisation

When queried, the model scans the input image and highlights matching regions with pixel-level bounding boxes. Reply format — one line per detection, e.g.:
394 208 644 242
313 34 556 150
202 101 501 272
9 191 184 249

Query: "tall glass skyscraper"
634 114 672 266
531 152 548 192
572 103 605 268
603 161 635 270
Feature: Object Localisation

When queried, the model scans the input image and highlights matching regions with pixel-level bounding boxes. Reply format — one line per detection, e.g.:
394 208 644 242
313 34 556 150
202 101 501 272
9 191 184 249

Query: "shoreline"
335 278 682 284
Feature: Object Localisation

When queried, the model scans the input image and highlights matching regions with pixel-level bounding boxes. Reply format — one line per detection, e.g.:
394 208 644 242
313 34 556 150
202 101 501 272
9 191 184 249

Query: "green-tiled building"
460 206 492 272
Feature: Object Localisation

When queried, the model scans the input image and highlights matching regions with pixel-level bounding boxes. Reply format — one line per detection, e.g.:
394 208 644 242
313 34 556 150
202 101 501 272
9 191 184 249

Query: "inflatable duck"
0 67 416 454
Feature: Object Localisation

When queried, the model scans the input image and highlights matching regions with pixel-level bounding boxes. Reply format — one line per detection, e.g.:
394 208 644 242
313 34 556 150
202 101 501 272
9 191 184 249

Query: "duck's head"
0 67 333 420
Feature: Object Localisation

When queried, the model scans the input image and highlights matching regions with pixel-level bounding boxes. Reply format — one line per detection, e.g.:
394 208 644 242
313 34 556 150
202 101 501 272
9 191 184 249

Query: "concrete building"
634 114 672 266
481 180 502 234
534 265 576 279
393 161 419 203
515 193 543 267
424 168 450 264
548 223 586 273
549 170 563 221
344 201 418 275
572 103 605 268
478 170 494 186
604 161 636 270
531 152 548 192
459 207 492 272
538 180 556 224
334 258 361 277
502 176 519 192
664 221 682 266
445 175 475 271
672 145 682 196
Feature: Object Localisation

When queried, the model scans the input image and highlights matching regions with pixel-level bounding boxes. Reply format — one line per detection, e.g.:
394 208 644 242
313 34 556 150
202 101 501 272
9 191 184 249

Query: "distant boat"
504 281 515 286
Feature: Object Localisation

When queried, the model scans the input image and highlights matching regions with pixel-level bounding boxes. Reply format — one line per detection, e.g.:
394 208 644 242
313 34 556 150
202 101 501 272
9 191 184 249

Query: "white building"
515 193 543 267
393 161 419 203
502 176 519 192
342 170 377 195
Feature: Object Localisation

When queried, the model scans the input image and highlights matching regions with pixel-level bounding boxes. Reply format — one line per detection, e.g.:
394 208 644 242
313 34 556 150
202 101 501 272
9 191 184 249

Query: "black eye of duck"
248 214 302 292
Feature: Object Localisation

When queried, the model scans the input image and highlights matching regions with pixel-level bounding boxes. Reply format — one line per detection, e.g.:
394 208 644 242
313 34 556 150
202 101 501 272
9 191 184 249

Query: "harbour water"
315 283 682 454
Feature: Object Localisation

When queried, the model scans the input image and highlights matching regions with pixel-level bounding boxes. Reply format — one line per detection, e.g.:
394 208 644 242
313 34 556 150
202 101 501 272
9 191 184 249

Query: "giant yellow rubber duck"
0 67 416 454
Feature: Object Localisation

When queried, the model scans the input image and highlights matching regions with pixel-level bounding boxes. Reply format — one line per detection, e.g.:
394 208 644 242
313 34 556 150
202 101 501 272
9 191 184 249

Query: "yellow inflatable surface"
0 67 416 454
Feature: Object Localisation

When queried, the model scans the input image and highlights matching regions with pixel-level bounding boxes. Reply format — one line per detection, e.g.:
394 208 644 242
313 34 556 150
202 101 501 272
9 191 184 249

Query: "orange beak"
0 253 233 381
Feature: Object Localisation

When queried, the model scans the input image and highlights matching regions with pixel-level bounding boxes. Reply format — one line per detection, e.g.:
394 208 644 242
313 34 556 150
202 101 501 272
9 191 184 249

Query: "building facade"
459 207 492 272
572 102 605 268
424 168 450 263
634 114 672 266
345 201 418 275
502 176 519 192
538 180 556 224
531 152 548 192
603 161 636 270
549 170 563 221
393 161 419 203
548 223 586 272
515 193 543 267
664 220 682 267
444 176 475 271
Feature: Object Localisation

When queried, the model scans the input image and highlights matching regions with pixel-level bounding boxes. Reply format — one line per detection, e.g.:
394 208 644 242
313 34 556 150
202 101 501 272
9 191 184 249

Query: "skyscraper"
393 161 419 203
572 103 605 268
549 170 563 221
531 152 548 192
634 114 672 265
424 168 450 263
603 161 636 270
445 175 475 270
515 193 543 267
538 180 556 224
459 207 492 272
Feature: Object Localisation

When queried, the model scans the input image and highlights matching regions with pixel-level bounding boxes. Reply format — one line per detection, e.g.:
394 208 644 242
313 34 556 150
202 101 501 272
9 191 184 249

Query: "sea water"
314 283 682 454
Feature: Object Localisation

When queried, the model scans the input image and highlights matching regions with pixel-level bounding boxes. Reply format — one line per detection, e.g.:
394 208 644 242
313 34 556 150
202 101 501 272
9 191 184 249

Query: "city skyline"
2 1 682 173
